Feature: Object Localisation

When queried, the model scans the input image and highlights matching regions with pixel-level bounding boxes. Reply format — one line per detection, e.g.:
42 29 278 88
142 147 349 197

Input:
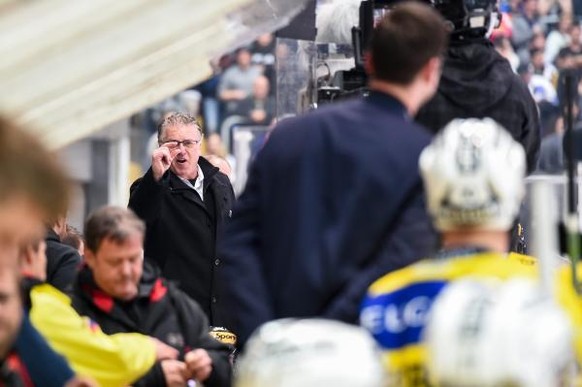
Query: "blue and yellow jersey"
360 250 539 386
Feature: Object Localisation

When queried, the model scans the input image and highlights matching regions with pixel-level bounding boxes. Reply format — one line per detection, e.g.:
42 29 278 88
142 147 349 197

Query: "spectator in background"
555 23 582 104
512 0 543 65
530 47 561 135
545 13 573 64
531 47 559 84
490 0 514 41
62 225 85 257
205 155 233 182
205 133 236 180
218 47 261 118
234 75 276 126
494 35 520 71
556 23 582 69
537 100 581 173
274 40 305 115
195 59 223 135
45 215 83 295
528 28 548 57
518 62 557 104
538 0 572 17
537 115 567 173
250 34 277 95
517 62 559 136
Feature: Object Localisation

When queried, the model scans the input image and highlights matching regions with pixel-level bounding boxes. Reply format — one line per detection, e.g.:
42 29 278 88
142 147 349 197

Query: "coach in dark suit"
129 113 235 326
219 3 448 346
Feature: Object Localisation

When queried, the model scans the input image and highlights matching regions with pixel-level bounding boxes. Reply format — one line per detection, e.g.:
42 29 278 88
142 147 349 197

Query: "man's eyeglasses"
160 139 201 149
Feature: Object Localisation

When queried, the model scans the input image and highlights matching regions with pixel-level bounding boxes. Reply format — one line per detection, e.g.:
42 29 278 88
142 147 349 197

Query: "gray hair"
157 112 202 142
85 206 145 253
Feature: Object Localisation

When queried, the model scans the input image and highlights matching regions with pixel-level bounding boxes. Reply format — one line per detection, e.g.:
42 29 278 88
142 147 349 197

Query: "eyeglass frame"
158 138 201 149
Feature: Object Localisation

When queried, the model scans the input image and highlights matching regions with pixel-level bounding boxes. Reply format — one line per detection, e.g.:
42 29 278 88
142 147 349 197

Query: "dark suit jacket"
129 157 235 325
218 91 438 346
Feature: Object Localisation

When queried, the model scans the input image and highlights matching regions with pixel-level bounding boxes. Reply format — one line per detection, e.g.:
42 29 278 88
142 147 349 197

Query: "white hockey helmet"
425 278 575 387
235 318 385 387
419 117 526 232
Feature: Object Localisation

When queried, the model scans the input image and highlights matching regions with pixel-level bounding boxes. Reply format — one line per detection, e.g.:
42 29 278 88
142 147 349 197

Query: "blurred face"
85 233 144 301
0 195 45 269
160 124 202 180
524 0 537 14
206 133 223 156
237 50 252 68
571 25 581 44
559 17 572 32
257 33 273 47
0 268 22 358
276 43 289 60
253 77 270 99
531 52 544 68
531 33 545 50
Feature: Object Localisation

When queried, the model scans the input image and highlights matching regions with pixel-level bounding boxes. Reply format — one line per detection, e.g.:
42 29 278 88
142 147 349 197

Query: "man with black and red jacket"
71 206 231 387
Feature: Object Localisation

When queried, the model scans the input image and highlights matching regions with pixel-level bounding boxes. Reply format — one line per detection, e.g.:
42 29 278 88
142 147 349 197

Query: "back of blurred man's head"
0 116 70 267
370 2 448 85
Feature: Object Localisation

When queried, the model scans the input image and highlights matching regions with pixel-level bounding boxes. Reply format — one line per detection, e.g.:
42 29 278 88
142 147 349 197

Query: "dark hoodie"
416 39 541 173
45 228 82 295
71 262 232 387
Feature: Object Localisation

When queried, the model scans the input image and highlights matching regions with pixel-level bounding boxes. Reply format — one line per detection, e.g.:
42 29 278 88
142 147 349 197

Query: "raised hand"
152 146 178 181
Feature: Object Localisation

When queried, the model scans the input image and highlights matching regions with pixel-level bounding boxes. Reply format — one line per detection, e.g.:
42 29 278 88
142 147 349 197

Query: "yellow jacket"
29 283 156 387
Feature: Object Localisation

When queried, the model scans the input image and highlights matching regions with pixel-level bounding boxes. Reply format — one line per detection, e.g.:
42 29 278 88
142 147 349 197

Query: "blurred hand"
152 146 178 181
161 359 187 387
185 349 213 383
152 337 179 360
250 109 267 123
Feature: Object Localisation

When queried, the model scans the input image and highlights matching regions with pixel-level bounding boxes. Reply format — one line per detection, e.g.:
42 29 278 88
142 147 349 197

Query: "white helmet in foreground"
425 278 574 387
419 118 526 231
235 318 385 387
